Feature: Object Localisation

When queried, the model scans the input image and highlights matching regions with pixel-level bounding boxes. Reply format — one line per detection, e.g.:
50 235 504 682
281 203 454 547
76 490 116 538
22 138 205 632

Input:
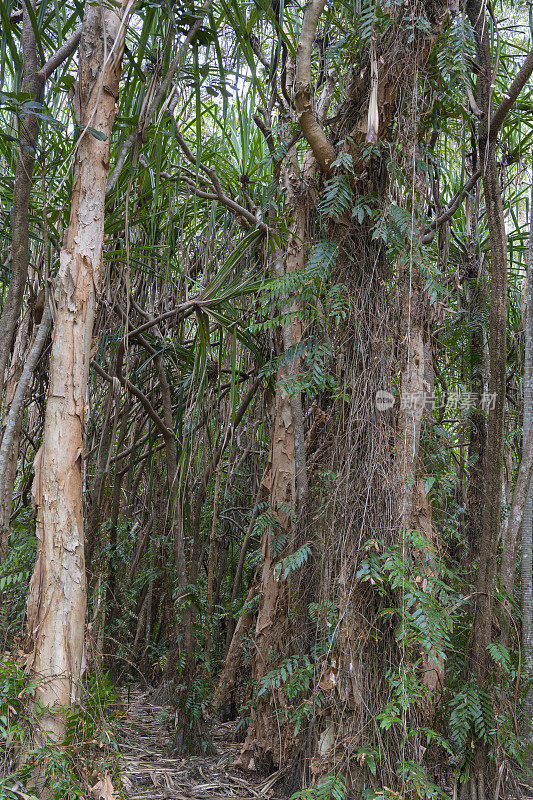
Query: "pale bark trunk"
396 272 444 699
522 188 533 764
397 269 427 528
499 429 533 646
25 0 126 745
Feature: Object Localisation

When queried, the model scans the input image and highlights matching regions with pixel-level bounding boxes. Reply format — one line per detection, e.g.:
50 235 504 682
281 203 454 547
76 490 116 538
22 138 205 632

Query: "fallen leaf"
90 774 115 800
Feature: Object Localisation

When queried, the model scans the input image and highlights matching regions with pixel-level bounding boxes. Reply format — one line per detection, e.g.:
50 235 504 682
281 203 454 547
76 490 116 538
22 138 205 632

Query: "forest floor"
115 689 533 800
117 688 284 800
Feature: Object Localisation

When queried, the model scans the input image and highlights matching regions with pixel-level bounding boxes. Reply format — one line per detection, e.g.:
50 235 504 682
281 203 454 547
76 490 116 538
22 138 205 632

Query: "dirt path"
117 689 284 800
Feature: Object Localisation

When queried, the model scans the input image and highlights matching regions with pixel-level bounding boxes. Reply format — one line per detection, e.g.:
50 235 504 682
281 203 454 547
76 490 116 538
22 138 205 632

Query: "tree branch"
106 6 210 194
489 46 533 141
422 46 533 245
173 123 270 232
421 169 482 244
0 303 52 524
294 0 336 172
180 176 268 231
92 361 172 439
38 27 82 81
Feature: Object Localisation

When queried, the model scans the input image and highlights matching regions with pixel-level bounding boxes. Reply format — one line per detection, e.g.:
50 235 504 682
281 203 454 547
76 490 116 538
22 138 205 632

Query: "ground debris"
118 689 285 800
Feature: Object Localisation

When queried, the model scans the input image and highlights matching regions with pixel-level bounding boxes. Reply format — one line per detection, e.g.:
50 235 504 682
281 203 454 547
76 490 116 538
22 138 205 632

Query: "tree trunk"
235 0 452 785
213 582 256 719
0 2 43 398
521 187 533 767
235 147 315 772
396 266 428 528
464 183 487 561
467 0 507 680
0 304 51 553
25 0 126 745
467 0 508 789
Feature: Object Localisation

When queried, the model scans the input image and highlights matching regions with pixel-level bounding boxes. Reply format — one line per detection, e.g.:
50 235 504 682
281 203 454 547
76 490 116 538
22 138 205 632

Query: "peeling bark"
25 0 127 746
397 268 429 528
236 148 316 772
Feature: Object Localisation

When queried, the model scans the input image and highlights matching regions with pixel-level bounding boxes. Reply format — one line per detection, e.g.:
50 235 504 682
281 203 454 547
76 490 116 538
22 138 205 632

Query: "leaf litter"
117 688 286 800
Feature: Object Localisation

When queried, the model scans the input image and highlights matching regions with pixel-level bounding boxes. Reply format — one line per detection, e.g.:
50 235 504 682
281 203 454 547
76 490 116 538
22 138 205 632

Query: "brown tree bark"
466 0 507 680
235 0 453 783
466 0 509 790
522 187 533 768
235 146 316 771
464 184 487 561
397 267 429 528
213 582 257 718
25 0 127 745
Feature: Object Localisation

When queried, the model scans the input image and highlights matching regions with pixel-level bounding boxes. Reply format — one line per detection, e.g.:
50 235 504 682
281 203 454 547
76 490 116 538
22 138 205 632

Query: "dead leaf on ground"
90 773 115 800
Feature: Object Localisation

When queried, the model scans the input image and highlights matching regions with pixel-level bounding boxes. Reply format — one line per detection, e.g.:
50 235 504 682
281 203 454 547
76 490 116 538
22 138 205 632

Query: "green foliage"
274 541 312 580
290 773 347 800
448 682 493 773
257 655 313 700
0 570 31 592
65 673 120 750
0 661 121 800
0 655 37 746
0 511 36 641
356 530 455 665
319 175 354 221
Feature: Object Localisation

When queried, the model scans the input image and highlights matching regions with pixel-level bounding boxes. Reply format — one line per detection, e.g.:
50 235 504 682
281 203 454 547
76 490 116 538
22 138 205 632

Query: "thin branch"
421 169 482 244
422 46 533 244
0 304 52 520
179 176 268 231
106 6 210 194
172 122 270 232
92 361 172 439
253 114 275 156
